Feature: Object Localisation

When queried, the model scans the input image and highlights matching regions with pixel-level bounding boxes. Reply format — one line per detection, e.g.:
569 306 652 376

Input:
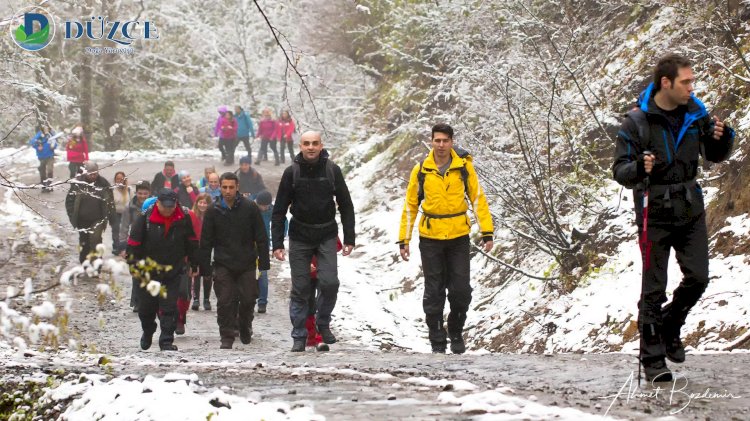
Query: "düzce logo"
10 7 56 51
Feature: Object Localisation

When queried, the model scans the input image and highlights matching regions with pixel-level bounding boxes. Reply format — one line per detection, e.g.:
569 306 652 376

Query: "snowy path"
1 151 749 420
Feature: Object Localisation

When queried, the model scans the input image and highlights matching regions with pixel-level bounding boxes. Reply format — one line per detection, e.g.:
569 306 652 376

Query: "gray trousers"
289 237 339 339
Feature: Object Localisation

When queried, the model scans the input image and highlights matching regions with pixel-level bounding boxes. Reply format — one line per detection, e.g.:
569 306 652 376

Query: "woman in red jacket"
275 110 296 164
66 126 89 178
218 111 238 165
255 108 279 166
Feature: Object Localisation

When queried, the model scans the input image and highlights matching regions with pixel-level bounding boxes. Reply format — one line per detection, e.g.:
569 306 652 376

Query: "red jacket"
257 119 276 141
274 119 295 142
66 136 89 163
218 116 238 140
189 210 203 241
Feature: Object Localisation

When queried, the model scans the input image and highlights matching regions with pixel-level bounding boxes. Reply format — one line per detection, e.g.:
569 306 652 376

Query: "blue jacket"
613 83 735 225
200 185 221 200
236 110 255 138
29 131 57 160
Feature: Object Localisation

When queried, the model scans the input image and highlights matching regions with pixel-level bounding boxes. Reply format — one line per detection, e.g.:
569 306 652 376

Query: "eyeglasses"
301 141 321 147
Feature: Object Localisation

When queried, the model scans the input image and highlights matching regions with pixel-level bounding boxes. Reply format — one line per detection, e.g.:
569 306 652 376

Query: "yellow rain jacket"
398 148 494 244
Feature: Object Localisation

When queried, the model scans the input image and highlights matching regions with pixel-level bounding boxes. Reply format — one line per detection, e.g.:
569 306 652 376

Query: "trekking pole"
637 150 653 388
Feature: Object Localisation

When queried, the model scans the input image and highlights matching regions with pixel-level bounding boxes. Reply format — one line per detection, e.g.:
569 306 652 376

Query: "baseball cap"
157 188 178 207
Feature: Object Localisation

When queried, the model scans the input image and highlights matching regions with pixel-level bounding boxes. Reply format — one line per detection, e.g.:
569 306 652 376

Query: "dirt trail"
2 154 749 420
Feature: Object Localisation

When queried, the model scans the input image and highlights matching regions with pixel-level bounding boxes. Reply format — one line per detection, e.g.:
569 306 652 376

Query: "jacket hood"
638 82 708 119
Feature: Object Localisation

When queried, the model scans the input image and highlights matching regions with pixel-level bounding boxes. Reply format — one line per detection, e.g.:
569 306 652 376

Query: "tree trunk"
100 1 121 151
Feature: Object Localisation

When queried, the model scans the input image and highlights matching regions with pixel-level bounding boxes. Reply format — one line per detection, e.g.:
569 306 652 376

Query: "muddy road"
1 153 749 420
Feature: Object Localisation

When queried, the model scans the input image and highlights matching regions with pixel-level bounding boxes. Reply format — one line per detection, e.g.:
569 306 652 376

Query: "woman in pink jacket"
275 110 296 163
66 125 89 178
218 111 238 165
255 108 279 166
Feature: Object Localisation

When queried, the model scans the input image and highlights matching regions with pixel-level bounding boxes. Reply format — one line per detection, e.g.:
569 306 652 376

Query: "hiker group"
43 51 734 375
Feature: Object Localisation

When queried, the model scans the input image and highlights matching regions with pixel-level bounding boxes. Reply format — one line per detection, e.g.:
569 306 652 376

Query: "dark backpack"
627 108 650 146
416 147 471 208
291 159 336 191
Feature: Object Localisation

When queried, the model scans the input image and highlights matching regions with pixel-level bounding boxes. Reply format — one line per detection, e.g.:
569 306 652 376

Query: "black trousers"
419 235 472 316
637 213 709 360
281 140 294 162
138 269 181 347
78 223 106 263
237 136 251 157
191 275 213 302
213 265 258 341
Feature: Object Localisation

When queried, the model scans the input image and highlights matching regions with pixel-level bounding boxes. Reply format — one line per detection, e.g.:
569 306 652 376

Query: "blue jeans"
257 270 268 305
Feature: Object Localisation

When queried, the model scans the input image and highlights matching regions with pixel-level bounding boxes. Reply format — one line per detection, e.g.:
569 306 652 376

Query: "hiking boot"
450 337 466 354
318 326 337 344
140 332 153 350
175 321 185 335
160 343 178 351
291 338 306 352
643 359 673 383
203 299 211 311
257 303 267 313
132 305 139 313
431 342 447 354
240 327 253 344
220 338 233 349
191 300 199 311
665 334 686 363
316 343 330 352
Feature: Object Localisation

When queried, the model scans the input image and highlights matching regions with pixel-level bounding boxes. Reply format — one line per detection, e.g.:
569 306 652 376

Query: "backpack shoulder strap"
325 159 336 191
416 160 426 208
626 108 650 145
291 162 300 189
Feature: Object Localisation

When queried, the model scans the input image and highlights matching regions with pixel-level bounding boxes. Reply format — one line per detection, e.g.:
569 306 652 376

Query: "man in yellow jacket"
398 123 494 354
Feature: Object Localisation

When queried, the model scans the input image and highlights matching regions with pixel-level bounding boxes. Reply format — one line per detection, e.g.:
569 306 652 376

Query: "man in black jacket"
65 161 116 263
200 172 270 349
613 53 735 382
126 189 199 351
272 131 355 352
150 161 180 194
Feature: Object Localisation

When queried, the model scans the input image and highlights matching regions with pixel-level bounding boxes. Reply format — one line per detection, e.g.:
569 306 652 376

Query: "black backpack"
416 147 471 208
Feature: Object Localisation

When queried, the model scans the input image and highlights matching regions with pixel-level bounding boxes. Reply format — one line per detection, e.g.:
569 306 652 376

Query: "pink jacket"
257 119 276 141
66 136 89 163
275 119 295 142
218 116 238 140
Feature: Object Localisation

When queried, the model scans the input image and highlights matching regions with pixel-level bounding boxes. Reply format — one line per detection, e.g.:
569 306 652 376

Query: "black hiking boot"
291 338 306 352
203 299 211 311
257 303 267 313
431 342 447 353
316 343 330 352
220 338 233 349
643 358 672 383
160 343 178 351
140 332 153 350
318 326 337 344
664 334 686 363
175 321 185 335
240 327 253 344
191 299 199 311
450 336 466 354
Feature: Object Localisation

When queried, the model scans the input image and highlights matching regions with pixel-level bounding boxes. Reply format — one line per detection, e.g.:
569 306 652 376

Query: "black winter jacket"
613 83 735 225
271 150 355 249
65 175 116 229
200 193 270 274
126 205 198 276
150 171 180 195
